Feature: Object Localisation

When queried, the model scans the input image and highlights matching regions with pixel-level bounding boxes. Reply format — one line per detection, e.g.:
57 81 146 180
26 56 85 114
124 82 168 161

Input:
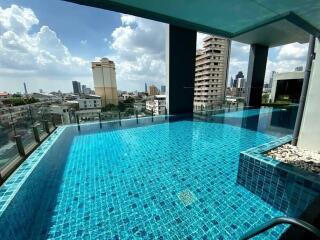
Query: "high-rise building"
23 82 28 96
194 35 230 110
233 71 244 88
72 81 81 95
236 77 246 97
81 84 86 93
148 85 158 96
145 83 148 93
160 85 166 94
230 77 234 88
91 58 118 106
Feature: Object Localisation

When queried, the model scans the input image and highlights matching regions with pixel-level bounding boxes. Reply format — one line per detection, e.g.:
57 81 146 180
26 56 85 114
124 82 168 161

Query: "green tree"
102 104 117 112
117 102 126 112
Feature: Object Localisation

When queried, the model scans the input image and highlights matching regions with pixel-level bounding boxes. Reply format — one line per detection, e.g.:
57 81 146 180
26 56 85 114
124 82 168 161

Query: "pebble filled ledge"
265 144 320 174
237 135 320 217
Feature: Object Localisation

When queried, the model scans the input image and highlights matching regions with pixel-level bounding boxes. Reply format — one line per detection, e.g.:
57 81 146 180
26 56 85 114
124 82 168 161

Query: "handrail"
240 217 320 240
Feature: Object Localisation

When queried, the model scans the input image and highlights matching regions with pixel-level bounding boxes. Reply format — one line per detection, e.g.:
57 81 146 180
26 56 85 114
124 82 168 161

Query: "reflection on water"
194 105 298 137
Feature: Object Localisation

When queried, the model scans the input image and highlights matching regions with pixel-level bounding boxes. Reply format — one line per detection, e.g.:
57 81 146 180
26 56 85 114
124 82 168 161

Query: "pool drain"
178 189 196 206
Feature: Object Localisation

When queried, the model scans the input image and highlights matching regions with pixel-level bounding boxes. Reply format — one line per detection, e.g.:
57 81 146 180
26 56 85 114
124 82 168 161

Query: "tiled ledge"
237 135 320 217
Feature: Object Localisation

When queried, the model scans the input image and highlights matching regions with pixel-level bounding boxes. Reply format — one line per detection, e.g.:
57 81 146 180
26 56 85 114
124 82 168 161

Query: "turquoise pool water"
214 108 283 118
28 120 288 239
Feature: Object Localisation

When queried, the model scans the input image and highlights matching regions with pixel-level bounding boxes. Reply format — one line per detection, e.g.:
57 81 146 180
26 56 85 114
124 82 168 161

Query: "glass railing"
0 110 20 170
0 104 169 182
0 104 57 181
193 102 248 115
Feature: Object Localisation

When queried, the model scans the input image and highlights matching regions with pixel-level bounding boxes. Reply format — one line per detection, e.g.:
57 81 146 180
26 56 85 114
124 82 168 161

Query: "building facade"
160 85 166 94
148 85 158 96
72 81 81 95
270 71 304 103
91 58 118 107
146 95 166 115
77 96 102 110
194 35 230 110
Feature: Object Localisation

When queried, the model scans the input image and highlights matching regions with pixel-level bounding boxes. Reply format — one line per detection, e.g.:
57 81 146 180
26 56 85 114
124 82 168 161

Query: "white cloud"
227 41 250 86
108 14 166 91
0 5 91 93
265 43 308 81
0 4 38 34
277 43 308 61
226 40 308 85
196 32 208 49
80 39 87 45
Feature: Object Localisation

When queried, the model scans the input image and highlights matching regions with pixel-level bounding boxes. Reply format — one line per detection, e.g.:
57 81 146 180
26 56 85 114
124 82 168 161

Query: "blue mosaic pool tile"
0 126 69 240
0 119 292 240
237 135 320 217
27 121 288 239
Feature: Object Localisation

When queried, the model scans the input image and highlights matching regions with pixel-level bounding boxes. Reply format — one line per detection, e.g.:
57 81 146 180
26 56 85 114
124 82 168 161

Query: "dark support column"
167 25 196 114
246 44 268 107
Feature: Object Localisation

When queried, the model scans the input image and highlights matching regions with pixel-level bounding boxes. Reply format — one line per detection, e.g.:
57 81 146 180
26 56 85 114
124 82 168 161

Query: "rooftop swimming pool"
0 107 298 239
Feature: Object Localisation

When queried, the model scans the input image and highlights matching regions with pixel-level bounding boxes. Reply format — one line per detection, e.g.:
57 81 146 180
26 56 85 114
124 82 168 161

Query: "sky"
0 1 309 93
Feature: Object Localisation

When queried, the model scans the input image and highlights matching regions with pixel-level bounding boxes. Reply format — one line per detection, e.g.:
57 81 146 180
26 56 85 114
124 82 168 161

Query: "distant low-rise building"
49 105 71 124
146 95 166 115
0 105 29 125
134 102 146 112
32 92 61 102
0 92 10 100
77 95 101 109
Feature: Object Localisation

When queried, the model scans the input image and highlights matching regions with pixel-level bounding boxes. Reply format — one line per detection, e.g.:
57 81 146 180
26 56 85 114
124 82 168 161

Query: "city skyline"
0 1 309 94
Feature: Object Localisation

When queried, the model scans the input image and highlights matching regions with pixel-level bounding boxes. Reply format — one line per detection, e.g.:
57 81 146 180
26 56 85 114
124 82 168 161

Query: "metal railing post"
43 120 50 133
236 102 239 110
136 111 138 124
51 115 56 128
32 125 41 143
118 111 122 126
76 115 80 131
14 135 25 156
0 174 4 186
228 103 231 112
165 107 167 120
151 109 154 122
99 113 102 129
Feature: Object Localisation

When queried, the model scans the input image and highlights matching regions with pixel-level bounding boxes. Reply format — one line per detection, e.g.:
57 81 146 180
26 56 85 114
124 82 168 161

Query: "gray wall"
298 38 320 151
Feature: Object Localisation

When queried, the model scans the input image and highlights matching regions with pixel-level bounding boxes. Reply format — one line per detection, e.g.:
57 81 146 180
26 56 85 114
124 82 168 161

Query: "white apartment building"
91 58 118 107
146 95 166 115
194 36 230 110
77 96 102 110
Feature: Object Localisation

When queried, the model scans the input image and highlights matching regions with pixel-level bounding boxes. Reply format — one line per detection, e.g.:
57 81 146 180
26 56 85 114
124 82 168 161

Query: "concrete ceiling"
64 0 320 46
